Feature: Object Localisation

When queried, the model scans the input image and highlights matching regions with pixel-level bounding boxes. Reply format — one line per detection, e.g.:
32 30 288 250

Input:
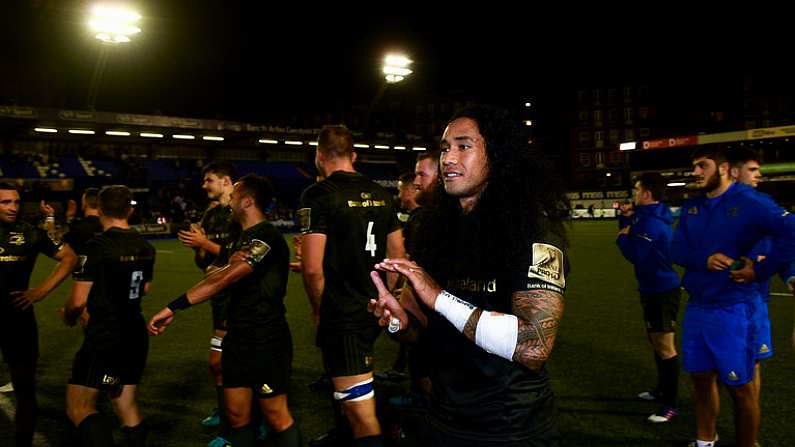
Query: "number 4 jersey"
299 171 401 332
74 227 156 351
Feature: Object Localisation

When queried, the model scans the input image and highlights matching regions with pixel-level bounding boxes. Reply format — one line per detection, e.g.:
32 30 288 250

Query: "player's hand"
618 225 631 236
707 253 734 271
39 200 55 217
78 308 90 328
148 308 175 335
729 256 756 284
374 259 442 309
57 307 72 326
292 235 303 258
10 288 46 310
177 226 207 248
368 271 409 332
66 199 78 219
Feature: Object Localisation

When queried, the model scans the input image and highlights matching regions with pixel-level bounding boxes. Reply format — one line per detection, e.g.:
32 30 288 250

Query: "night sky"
1 1 790 128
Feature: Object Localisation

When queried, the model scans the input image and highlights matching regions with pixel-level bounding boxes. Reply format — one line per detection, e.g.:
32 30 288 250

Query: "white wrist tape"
434 290 476 332
475 312 519 361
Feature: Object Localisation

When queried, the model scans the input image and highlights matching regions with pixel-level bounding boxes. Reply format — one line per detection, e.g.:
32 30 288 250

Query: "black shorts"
0 306 38 366
222 336 293 398
210 295 229 331
317 326 381 378
640 287 682 333
69 337 149 394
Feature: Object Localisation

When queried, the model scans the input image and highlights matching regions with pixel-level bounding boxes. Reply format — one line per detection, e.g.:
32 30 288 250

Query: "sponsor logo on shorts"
102 374 120 386
688 207 698 215
759 344 769 354
528 243 565 289
260 383 273 394
727 371 739 381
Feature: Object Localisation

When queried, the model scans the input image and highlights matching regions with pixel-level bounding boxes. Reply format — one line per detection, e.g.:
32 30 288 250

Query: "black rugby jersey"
63 215 103 262
216 220 290 343
196 204 239 270
1 221 63 302
298 171 401 332
421 210 568 442
74 227 155 350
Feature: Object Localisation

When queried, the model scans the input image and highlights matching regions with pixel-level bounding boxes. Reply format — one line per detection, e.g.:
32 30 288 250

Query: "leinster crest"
527 243 565 288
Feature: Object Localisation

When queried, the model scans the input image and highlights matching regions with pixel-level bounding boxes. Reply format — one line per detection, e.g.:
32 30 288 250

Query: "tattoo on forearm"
463 308 484 341
511 289 564 370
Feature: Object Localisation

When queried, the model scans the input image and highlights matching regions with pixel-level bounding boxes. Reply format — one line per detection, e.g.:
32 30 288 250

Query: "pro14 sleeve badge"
527 243 566 290
244 239 271 266
297 208 311 233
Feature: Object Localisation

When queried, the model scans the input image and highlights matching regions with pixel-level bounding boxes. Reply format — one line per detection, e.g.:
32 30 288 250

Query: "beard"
697 170 721 193
415 179 444 207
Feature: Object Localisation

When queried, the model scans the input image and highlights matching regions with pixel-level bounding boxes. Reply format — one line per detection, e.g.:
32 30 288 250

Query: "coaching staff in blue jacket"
617 172 681 423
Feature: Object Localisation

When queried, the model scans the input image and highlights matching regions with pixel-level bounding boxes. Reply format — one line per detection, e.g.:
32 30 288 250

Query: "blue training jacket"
745 190 795 302
616 202 681 294
672 182 795 307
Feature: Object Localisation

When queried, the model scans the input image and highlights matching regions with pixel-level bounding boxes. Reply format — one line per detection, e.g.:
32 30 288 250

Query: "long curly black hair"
423 105 570 270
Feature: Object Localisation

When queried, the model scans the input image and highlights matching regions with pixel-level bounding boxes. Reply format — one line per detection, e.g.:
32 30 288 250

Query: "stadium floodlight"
89 4 141 44
374 145 390 150
619 141 637 151
202 136 224 141
68 129 96 135
308 141 318 146
524 120 533 126
172 134 195 140
258 139 278 144
34 127 58 133
667 182 687 187
140 132 163 138
393 146 406 150
525 102 532 107
353 144 370 149
412 146 427 151
383 54 413 84
106 130 130 136
285 140 303 146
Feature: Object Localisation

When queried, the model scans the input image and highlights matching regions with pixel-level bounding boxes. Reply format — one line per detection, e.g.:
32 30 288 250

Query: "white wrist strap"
434 290 475 332
435 290 518 361
475 311 518 361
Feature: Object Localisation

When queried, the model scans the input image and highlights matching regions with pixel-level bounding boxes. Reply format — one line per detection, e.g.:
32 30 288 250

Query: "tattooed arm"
374 258 564 370
461 289 563 371
510 289 564 370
